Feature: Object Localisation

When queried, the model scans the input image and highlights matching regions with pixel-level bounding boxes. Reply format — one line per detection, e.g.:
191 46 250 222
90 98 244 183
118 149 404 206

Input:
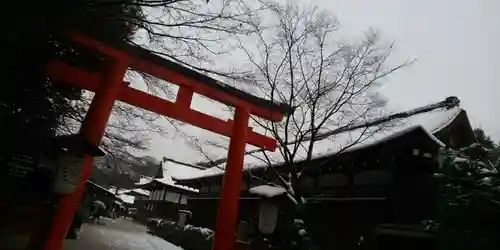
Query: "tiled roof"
173 107 463 181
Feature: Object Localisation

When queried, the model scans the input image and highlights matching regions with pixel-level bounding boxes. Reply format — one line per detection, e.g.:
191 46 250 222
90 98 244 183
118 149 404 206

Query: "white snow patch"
480 177 492 185
135 176 154 186
453 157 470 163
300 197 307 204
184 225 214 237
479 167 498 175
119 194 135 204
112 188 151 197
249 185 287 198
96 224 184 250
433 173 445 178
132 188 151 196
294 219 304 225
135 164 199 193
155 175 199 193
286 193 298 204
108 187 130 195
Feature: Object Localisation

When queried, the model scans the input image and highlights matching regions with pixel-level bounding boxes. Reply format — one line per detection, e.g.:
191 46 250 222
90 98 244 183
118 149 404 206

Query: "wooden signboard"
0 154 53 198
3 154 37 179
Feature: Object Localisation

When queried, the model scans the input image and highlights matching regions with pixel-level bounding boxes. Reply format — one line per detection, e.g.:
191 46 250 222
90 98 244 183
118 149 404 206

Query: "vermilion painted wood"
43 33 288 250
43 58 130 250
212 107 250 250
176 86 194 109
46 61 277 150
68 33 285 122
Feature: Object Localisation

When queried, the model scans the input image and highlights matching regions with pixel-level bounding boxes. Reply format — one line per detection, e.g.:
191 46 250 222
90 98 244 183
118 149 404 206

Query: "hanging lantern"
53 153 86 194
49 134 105 194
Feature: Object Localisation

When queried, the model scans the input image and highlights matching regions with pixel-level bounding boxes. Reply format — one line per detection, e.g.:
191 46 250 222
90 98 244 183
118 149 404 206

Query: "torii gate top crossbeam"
69 33 292 121
47 33 292 150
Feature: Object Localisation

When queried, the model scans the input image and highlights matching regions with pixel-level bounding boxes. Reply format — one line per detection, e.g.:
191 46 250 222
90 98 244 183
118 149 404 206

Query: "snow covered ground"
63 218 183 250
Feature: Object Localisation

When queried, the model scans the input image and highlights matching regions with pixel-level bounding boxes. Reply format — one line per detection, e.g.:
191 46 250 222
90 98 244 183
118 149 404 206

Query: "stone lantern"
177 210 192 227
257 199 280 235
248 185 289 235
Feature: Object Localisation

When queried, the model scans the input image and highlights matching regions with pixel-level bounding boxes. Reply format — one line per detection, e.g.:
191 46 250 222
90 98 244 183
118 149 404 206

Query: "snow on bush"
184 225 213 237
432 144 500 250
147 219 214 250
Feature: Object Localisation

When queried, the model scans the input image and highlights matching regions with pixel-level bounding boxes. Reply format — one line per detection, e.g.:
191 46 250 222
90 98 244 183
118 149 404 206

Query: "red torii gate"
42 33 291 250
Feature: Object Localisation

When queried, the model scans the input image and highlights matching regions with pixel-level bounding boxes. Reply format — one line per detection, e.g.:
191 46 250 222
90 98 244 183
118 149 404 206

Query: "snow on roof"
249 185 287 198
131 188 150 196
108 187 131 195
135 177 198 193
106 187 149 197
175 107 463 181
134 162 200 193
119 188 151 196
135 176 154 186
146 161 200 192
119 194 135 204
155 175 199 193
87 181 115 195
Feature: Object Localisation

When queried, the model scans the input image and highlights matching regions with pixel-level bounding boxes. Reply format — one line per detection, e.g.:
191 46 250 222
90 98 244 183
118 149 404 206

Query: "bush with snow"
431 145 500 250
147 219 214 250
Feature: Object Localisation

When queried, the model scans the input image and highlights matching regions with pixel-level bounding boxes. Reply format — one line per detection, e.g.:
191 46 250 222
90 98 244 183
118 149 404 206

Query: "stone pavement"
63 218 183 250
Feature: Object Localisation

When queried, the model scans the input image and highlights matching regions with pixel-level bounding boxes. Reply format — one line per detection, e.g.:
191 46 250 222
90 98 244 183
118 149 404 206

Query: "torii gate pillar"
212 107 250 250
43 57 129 249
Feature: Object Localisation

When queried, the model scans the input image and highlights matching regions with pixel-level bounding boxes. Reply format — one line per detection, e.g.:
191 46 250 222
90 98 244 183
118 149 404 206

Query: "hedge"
147 219 214 250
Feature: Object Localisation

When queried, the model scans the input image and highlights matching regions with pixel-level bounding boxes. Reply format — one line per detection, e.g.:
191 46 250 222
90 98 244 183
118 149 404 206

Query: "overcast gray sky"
304 0 499 140
140 0 500 164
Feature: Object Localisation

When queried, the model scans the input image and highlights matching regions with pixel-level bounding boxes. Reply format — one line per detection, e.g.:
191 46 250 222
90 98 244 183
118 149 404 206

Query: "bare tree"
54 0 272 181
197 3 410 203
106 0 269 145
118 0 270 160
117 0 267 80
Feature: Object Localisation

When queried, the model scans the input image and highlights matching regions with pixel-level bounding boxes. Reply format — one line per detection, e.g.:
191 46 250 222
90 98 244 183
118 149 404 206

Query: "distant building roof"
108 184 151 197
155 177 199 193
173 107 464 182
135 176 154 186
112 188 151 197
108 187 129 195
136 174 198 193
118 194 135 204
130 188 150 197
87 181 115 196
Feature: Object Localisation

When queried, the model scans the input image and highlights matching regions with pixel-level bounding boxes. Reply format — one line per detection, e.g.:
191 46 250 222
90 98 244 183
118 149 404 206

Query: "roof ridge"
429 107 463 134
195 97 461 169
174 103 465 182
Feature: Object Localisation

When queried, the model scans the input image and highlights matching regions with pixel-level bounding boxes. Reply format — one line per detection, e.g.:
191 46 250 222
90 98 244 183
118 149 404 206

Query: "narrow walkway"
63 218 183 250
